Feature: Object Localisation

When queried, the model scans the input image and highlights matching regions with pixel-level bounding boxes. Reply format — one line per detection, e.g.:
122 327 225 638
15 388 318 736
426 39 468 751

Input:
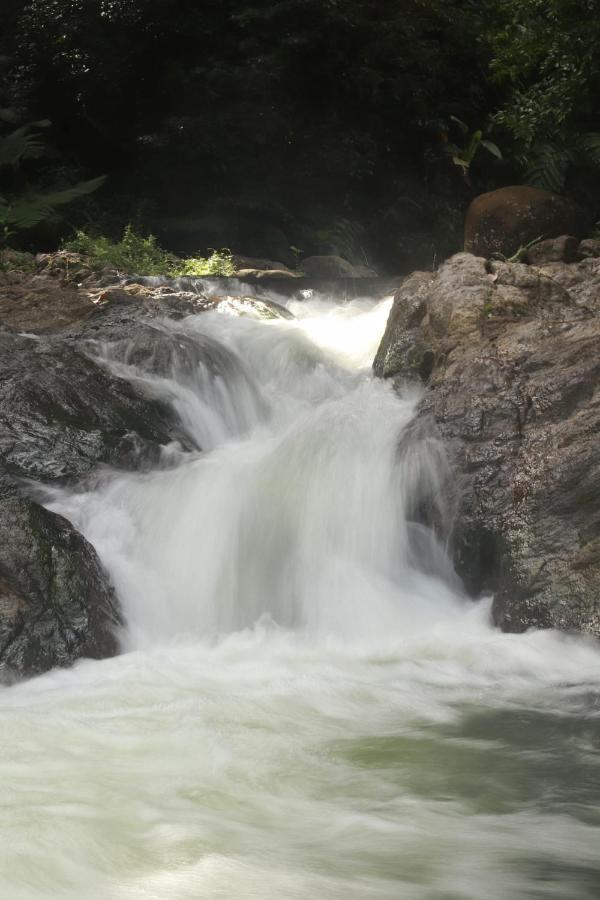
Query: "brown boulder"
464 186 586 259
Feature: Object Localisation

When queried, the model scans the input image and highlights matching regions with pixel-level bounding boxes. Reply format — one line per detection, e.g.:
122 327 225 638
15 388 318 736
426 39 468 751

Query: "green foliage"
3 0 490 265
63 226 178 275
64 226 235 276
1 177 106 235
177 250 235 277
0 119 51 167
484 0 600 195
0 119 105 244
521 133 600 193
444 117 502 180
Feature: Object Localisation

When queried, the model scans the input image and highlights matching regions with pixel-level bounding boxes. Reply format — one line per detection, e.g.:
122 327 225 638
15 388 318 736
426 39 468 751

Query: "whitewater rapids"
1 291 600 899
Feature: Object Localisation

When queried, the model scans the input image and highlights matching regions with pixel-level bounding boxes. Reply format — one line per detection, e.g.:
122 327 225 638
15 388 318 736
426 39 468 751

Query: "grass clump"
63 225 235 277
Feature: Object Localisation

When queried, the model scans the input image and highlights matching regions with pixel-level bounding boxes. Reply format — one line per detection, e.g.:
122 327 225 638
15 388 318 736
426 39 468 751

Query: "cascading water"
1 290 600 900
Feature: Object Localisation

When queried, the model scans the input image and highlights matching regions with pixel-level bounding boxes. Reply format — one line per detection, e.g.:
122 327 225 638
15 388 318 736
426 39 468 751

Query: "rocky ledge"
375 240 600 636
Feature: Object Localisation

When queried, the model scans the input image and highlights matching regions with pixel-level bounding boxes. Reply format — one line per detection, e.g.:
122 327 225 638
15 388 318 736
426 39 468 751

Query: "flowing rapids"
2 292 600 899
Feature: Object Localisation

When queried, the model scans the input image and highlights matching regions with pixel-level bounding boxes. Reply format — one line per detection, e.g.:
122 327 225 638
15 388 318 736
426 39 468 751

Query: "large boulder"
374 251 600 636
464 186 587 259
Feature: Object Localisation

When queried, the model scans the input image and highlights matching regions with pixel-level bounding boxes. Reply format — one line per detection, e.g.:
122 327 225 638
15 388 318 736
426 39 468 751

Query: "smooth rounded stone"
464 186 588 259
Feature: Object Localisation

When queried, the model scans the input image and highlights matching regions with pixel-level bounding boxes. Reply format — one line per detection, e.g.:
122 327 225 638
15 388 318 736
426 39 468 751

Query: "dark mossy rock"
0 480 121 682
0 331 191 483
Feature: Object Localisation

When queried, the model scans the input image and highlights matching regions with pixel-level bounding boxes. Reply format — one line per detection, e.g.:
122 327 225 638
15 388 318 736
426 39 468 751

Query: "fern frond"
5 176 106 229
0 120 51 168
579 133 600 165
525 143 573 193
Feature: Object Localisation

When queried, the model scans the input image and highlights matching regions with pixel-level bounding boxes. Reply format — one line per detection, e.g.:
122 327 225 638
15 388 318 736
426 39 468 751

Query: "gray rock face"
374 251 600 637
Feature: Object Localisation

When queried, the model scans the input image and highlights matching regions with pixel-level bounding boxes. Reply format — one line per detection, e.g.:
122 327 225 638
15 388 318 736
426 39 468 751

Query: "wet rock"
212 295 293 320
372 272 434 379
526 235 579 265
374 252 600 637
0 269 96 333
464 186 587 259
0 330 188 484
0 480 121 683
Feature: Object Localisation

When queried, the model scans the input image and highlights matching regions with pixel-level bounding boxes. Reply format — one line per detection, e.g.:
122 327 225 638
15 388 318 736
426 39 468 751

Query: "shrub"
64 226 235 276
63 225 178 275
177 250 234 277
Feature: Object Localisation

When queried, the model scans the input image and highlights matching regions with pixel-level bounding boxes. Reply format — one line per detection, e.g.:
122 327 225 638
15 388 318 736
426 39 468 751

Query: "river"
2 291 600 899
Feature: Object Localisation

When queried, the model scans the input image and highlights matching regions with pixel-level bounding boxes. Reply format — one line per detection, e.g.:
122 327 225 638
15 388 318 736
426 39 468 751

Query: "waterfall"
3 288 600 900
47 293 465 648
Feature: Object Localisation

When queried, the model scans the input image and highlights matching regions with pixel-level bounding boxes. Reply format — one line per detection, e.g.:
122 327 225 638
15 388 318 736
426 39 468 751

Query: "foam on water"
2 291 600 899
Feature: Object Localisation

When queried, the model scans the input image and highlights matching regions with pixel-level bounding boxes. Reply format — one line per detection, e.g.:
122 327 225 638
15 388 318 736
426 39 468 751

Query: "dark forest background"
1 0 599 271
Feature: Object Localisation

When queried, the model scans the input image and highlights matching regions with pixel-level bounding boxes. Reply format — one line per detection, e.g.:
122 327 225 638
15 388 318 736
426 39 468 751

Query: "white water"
2 293 600 899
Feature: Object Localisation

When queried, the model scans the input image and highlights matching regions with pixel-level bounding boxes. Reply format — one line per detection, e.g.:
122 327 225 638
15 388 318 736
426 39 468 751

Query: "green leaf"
465 131 482 164
480 139 502 159
0 120 52 168
452 155 469 172
525 144 569 193
6 176 106 230
449 115 469 135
